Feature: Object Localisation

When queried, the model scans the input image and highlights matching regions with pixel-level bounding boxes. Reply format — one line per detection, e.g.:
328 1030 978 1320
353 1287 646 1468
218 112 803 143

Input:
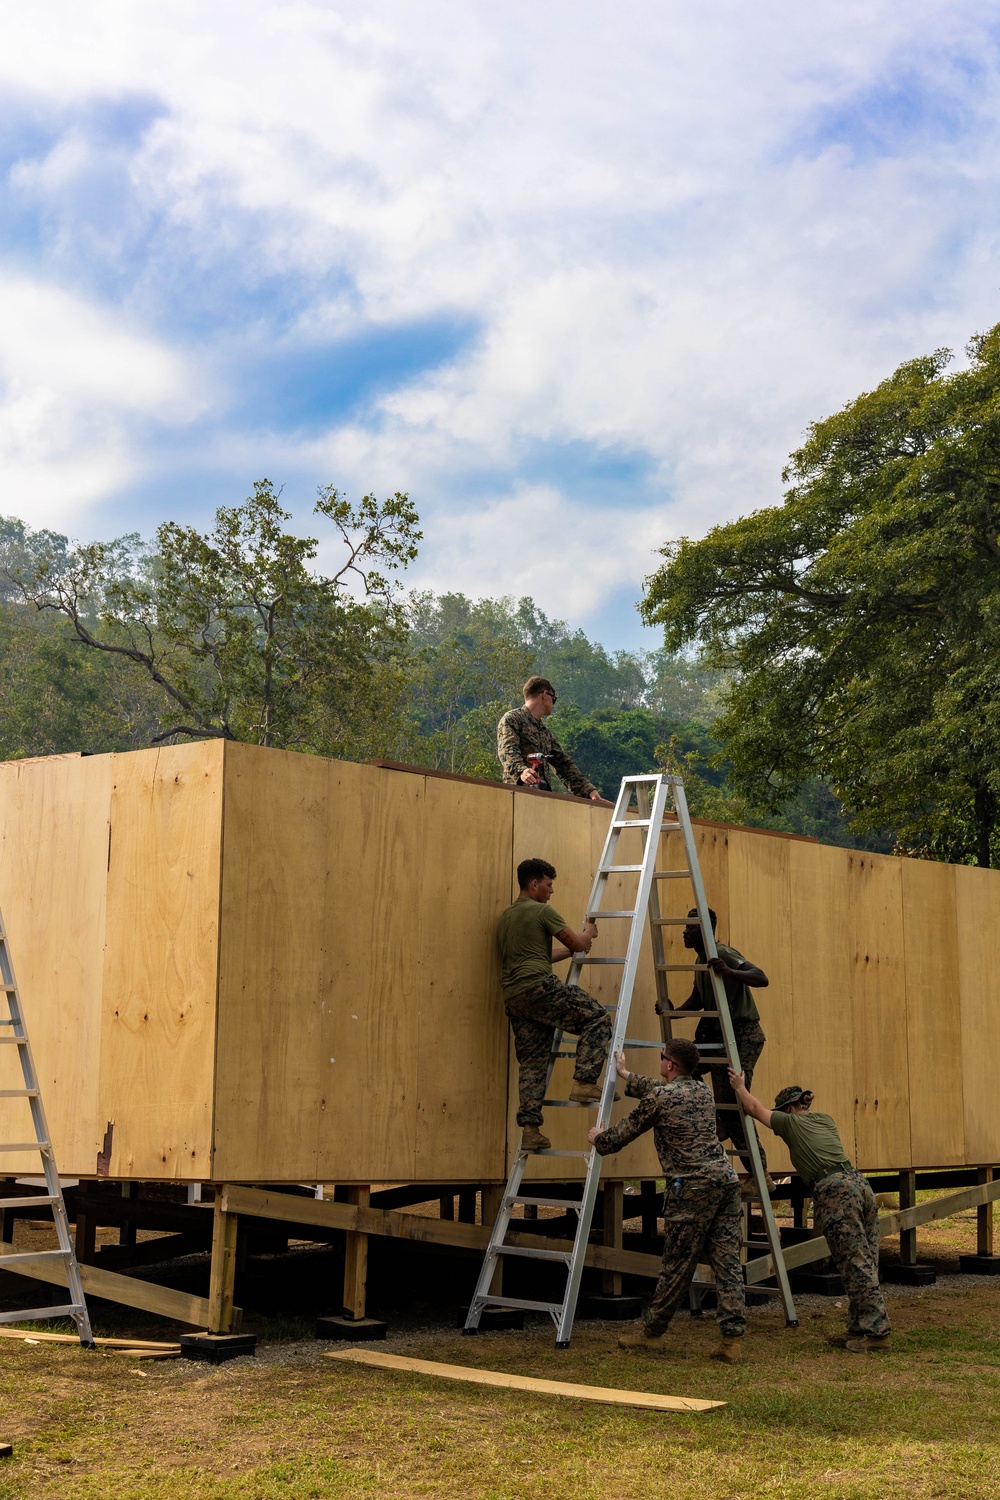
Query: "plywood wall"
2 742 1000 1184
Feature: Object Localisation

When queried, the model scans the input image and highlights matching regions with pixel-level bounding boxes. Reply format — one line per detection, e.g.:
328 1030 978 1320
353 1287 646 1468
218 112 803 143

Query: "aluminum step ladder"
0 907 93 1345
464 772 797 1346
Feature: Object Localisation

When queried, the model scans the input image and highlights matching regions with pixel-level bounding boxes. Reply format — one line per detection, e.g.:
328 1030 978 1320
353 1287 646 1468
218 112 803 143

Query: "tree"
1 481 421 758
641 327 1000 867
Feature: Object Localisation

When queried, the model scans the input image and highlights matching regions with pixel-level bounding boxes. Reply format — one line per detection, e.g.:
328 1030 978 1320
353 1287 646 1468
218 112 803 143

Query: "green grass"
2 1283 1000 1499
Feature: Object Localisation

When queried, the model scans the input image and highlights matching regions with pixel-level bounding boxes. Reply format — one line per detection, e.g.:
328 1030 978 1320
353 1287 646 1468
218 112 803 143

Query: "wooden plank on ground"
0 1238 225 1327
0 1328 179 1350
325 1347 725 1412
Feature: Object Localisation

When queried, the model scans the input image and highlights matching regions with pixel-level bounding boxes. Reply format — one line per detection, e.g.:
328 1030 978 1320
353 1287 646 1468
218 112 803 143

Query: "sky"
2 3 1000 648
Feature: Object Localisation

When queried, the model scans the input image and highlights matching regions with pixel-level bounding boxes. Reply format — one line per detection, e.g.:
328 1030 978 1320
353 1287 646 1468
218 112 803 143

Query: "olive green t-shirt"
693 942 760 1024
497 898 568 1000
768 1110 852 1189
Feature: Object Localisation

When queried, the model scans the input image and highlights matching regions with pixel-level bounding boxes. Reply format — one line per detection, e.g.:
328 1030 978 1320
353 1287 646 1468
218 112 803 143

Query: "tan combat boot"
568 1081 621 1105
713 1335 743 1363
845 1333 892 1354
618 1323 669 1351
520 1125 551 1152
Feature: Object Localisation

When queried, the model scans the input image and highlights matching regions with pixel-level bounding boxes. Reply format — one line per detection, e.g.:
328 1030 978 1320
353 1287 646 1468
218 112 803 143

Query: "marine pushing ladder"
464 772 797 1346
0 907 93 1345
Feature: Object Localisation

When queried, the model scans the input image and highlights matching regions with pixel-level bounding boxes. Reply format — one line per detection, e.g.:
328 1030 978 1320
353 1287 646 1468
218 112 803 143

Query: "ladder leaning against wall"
464 772 797 1346
0 907 93 1346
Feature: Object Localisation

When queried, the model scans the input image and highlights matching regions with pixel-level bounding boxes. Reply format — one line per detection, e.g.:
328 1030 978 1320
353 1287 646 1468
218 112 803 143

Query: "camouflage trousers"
705 1019 767 1176
504 975 612 1128
813 1168 891 1338
646 1173 746 1338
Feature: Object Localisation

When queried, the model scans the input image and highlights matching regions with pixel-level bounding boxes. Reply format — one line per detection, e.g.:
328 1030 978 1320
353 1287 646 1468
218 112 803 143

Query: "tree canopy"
642 325 1000 867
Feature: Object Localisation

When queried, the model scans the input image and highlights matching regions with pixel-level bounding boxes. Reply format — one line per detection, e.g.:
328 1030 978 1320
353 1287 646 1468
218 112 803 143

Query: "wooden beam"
207 1201 239 1334
0 1238 228 1327
481 1185 503 1297
602 1182 623 1296
220 1184 668 1279
326 1348 725 1413
898 1169 917 1266
979 1168 995 1258
342 1186 370 1320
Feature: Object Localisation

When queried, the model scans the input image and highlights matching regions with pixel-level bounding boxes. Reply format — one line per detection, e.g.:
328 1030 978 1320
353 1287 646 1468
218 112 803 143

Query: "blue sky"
2 3 1000 648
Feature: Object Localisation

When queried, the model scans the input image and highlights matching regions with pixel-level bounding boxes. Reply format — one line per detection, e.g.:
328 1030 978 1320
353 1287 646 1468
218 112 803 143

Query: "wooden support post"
207 1200 239 1334
602 1182 624 1296
119 1184 137 1248
639 1180 658 1241
457 1188 477 1224
74 1212 96 1266
978 1168 995 1258
439 1194 455 1221
791 1180 806 1229
481 1184 504 1296
899 1170 917 1267
342 1186 371 1320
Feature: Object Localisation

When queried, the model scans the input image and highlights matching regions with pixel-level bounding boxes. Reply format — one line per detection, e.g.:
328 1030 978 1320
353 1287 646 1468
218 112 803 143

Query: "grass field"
1 1201 997 1499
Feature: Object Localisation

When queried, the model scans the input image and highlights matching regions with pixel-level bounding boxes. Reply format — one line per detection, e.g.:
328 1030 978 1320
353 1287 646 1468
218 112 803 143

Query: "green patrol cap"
773 1085 806 1111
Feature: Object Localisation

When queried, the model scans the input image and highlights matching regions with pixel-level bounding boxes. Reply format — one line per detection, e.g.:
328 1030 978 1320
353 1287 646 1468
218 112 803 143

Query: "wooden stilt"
639 1179 659 1241
74 1211 96 1265
120 1184 137 1248
439 1194 455 1221
457 1188 477 1224
601 1182 623 1296
978 1168 995 1257
342 1186 371 1320
899 1170 917 1267
207 1199 239 1334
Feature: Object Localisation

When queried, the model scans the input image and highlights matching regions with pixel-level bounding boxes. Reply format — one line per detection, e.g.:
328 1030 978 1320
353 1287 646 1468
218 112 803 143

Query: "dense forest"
0 497 886 853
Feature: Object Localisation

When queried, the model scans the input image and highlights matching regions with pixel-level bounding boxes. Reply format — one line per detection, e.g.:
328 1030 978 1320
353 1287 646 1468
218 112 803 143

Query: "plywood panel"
314 761 427 1182
99 743 223 1179
726 829 794 1174
850 853 910 1171
0 754 113 1176
213 743 330 1182
955 865 1000 1165
413 777 512 1180
901 859 964 1167
786 842 856 1159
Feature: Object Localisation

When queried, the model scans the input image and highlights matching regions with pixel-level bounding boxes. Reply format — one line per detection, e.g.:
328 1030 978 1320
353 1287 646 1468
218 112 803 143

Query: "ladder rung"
0 1143 47 1152
656 964 711 972
599 863 643 873
0 1194 56 1210
742 1283 784 1295
622 1039 662 1049
482 1295 564 1315
665 1009 719 1017
0 1037 28 1046
652 917 701 927
497 1245 573 1264
586 911 636 919
536 1149 591 1158
577 957 627 965
0 1090 38 1098
653 870 691 879
612 818 651 828
0 1249 71 1265
513 1196 582 1210
540 1099 591 1108
0 1305 81 1325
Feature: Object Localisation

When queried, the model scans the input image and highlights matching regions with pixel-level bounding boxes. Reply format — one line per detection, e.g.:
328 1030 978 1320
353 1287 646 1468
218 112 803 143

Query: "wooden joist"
326 1348 725 1413
0 1237 232 1328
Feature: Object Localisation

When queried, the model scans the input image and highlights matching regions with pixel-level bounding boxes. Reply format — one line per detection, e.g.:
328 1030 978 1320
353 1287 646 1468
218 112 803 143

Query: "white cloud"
0 275 201 524
2 3 1000 628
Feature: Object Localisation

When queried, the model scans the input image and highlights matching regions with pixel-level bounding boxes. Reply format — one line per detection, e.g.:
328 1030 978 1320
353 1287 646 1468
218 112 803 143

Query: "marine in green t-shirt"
767 1108 852 1190
497 857 612 1151
728 1073 892 1350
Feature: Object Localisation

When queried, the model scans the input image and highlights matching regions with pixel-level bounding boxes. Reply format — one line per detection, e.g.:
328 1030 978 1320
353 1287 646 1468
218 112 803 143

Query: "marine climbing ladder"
0 907 93 1345
464 772 797 1346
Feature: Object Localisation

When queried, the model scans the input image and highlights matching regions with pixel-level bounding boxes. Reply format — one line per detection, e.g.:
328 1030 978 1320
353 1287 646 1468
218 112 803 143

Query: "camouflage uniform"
496 706 598 798
593 1072 745 1337
505 974 611 1127
813 1168 891 1338
682 943 767 1175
